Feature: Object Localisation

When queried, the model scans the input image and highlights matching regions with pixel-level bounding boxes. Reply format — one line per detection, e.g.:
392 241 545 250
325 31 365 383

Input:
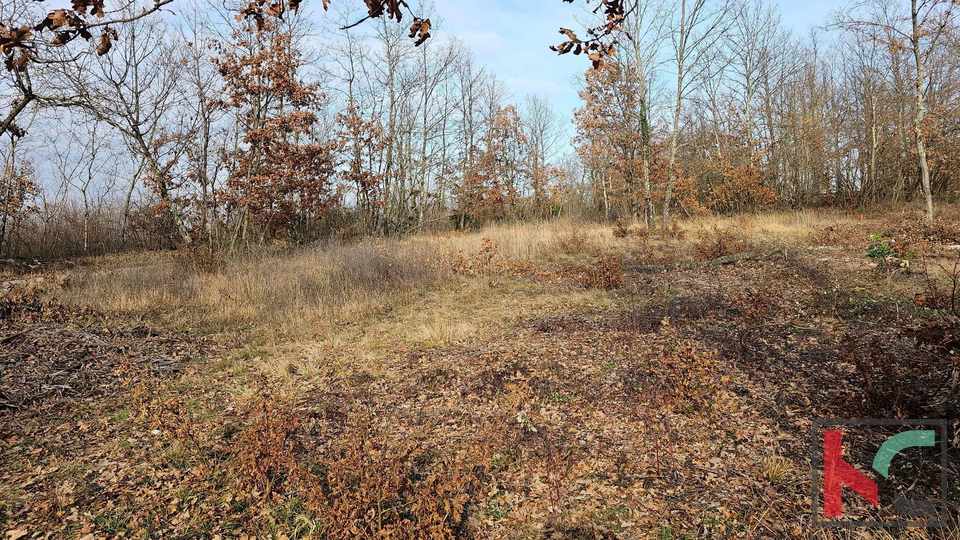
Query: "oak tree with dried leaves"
216 14 339 244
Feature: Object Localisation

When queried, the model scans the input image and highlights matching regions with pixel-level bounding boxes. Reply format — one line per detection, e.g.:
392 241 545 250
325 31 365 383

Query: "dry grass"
50 218 637 390
413 312 477 349
680 209 863 246
41 209 889 384
56 219 620 339
759 455 795 485
61 239 441 338
419 219 618 262
53 211 867 344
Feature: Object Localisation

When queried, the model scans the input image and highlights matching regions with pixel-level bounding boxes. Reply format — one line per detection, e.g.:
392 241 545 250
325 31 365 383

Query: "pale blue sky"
429 0 836 138
774 0 836 34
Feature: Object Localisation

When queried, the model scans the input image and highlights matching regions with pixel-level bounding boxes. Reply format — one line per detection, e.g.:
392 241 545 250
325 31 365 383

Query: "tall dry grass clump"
413 218 614 262
681 209 860 245
60 239 442 337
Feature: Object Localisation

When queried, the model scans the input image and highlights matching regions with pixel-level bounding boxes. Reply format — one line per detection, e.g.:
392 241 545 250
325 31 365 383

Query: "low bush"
866 233 896 260
692 227 753 261
577 255 625 290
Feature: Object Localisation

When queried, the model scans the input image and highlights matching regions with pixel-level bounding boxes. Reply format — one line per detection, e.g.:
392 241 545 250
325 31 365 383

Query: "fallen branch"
0 277 45 297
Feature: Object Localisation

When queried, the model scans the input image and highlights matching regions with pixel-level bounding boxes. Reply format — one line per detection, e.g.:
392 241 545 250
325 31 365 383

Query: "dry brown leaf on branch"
409 18 431 46
95 27 116 55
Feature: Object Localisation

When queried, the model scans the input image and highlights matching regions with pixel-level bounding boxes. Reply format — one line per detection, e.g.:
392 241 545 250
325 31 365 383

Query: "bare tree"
725 0 781 165
51 13 194 244
662 0 737 227
0 0 177 138
835 0 959 221
623 0 670 227
48 115 113 253
0 126 36 255
522 94 565 216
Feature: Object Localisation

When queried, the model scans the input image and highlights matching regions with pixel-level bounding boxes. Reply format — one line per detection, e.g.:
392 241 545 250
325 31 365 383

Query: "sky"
432 0 585 116
402 0 836 154
773 0 836 34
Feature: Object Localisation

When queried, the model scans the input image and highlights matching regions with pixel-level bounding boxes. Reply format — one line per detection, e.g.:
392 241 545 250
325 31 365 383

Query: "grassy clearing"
56 210 857 339
2 209 959 538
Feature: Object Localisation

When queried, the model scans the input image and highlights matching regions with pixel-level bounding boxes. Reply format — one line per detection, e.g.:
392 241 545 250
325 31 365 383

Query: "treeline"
577 0 960 227
2 0 960 257
0 1 572 257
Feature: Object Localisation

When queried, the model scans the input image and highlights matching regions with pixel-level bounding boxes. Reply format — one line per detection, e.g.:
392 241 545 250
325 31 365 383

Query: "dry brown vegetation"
1 209 959 539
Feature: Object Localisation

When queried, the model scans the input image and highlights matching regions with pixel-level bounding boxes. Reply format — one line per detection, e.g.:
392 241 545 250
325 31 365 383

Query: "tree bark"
912 0 934 222
663 0 687 229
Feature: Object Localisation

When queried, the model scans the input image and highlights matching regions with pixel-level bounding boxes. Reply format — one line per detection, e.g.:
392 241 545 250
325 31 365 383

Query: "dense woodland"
1 0 960 257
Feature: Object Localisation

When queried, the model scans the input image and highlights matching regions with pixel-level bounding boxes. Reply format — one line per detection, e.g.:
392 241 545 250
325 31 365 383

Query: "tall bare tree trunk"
632 41 655 229
663 71 683 229
663 0 688 229
869 93 878 206
912 0 934 222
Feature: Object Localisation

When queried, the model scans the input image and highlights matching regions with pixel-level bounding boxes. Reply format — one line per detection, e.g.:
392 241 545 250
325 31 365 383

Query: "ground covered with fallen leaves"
1 215 958 539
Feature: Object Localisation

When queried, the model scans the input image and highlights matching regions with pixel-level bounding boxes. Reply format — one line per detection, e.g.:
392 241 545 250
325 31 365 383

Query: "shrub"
557 230 591 255
319 427 476 540
612 219 630 239
612 219 651 241
229 398 479 538
693 227 752 261
866 233 896 260
175 246 224 273
450 238 500 275
578 256 625 290
706 165 779 214
231 394 305 494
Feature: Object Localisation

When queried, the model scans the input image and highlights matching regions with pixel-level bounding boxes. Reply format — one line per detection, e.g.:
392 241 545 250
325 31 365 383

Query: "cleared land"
1 210 958 539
